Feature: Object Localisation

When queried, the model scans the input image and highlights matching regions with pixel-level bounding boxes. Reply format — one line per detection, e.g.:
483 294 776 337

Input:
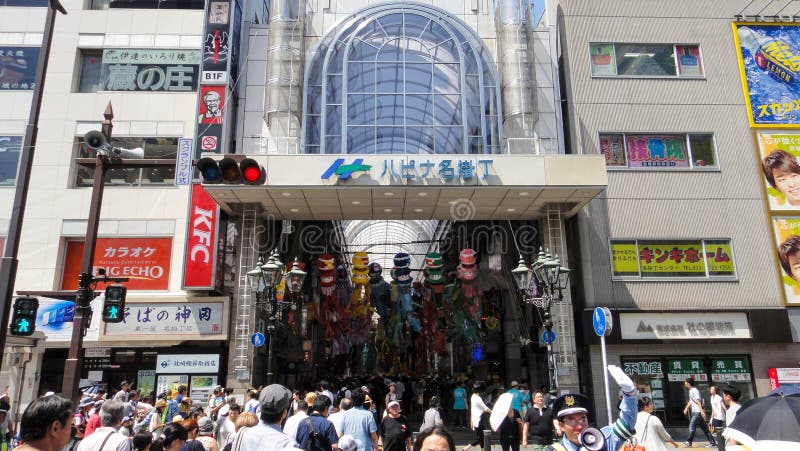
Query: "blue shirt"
296 413 338 451
508 389 526 412
453 388 467 410
548 392 637 451
340 407 377 451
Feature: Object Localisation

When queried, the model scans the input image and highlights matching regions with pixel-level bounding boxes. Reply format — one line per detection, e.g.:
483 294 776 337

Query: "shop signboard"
189 375 218 401
610 240 735 279
711 358 751 382
32 296 101 343
666 358 707 382
156 354 220 374
175 138 193 186
321 157 495 183
156 374 188 397
0 46 39 90
100 49 201 92
768 367 800 390
182 184 220 290
61 237 172 291
620 312 751 340
599 134 690 168
104 301 224 337
772 217 800 305
733 23 800 127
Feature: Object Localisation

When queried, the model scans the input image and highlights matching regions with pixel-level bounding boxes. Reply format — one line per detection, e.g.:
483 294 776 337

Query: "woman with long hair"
463 382 491 451
633 397 679 451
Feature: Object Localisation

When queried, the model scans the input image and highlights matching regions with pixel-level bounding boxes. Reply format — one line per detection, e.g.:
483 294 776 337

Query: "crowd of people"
12 368 749 451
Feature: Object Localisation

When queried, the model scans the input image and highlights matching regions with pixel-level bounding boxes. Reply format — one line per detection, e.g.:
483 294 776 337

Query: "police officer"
546 366 638 451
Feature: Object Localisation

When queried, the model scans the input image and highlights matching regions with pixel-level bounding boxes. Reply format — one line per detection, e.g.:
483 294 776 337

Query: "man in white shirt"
328 398 352 436
238 384 298 451
709 386 726 428
283 400 309 442
682 378 716 448
76 399 131 451
722 385 742 426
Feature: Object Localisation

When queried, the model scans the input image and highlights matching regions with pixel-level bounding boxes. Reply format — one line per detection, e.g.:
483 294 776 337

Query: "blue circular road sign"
593 307 613 337
542 329 556 344
251 332 266 347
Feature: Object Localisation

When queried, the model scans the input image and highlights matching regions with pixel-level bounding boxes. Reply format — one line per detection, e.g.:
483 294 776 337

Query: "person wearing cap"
238 384 298 451
379 401 410 451
463 382 491 451
114 381 131 403
195 417 220 451
337 435 357 451
149 399 170 439
339 389 378 451
546 365 638 451
76 399 131 451
75 398 94 439
507 382 526 416
83 401 104 437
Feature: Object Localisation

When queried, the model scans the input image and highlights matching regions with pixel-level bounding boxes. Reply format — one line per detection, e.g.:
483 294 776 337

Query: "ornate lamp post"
286 258 307 295
513 249 570 396
247 253 283 384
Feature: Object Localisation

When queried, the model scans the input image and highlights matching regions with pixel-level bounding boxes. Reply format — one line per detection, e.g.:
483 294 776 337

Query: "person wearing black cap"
237 384 297 451
546 365 638 451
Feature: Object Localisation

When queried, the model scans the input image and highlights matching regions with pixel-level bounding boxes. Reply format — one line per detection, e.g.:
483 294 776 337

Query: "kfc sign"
61 238 172 290
182 184 219 289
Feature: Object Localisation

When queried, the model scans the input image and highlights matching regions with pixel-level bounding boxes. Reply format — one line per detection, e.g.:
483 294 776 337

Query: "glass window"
590 43 704 78
610 239 736 281
73 136 178 187
90 0 204 9
0 136 22 187
304 6 501 155
599 133 717 170
2 0 48 5
78 50 102 93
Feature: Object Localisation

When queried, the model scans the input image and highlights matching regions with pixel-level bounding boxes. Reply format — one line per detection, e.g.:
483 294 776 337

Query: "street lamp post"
513 249 570 397
247 253 283 385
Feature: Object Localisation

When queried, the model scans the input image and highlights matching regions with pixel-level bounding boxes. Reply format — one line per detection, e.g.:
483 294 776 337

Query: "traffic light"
10 296 38 336
102 284 127 323
197 156 265 184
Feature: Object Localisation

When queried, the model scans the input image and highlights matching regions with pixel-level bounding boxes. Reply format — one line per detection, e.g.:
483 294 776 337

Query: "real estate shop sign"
734 23 800 127
100 49 201 92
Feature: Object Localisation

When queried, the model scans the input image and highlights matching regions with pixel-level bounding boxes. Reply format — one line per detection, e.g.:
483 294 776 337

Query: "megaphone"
83 130 108 150
111 147 144 159
578 428 606 451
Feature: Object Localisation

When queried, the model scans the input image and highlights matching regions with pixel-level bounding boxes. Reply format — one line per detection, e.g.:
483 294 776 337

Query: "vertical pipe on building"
264 0 305 153
495 0 539 153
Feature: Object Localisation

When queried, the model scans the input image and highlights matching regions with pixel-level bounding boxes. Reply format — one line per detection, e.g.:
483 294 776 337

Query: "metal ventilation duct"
495 0 538 140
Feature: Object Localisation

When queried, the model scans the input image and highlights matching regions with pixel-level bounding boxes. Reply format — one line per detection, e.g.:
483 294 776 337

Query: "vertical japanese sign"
175 138 193 186
772 217 800 305
182 184 219 290
194 0 233 158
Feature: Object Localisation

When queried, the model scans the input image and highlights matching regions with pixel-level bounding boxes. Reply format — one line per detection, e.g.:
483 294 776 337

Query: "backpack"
305 418 331 451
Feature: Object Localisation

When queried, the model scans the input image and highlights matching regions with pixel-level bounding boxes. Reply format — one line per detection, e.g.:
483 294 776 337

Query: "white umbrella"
489 393 513 431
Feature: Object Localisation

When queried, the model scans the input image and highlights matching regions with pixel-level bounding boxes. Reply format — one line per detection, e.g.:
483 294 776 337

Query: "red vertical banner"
768 367 779 390
182 183 219 290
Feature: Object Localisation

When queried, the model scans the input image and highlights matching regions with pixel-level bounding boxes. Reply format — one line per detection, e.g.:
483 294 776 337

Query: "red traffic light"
197 156 265 185
240 158 265 184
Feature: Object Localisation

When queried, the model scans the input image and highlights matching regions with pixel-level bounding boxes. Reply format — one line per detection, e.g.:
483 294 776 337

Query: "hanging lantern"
287 258 307 294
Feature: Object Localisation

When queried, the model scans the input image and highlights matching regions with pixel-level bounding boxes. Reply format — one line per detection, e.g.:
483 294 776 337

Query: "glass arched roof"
303 2 502 155
341 219 439 280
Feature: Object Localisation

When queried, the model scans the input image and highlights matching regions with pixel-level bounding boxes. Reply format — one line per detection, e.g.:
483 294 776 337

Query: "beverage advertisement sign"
61 238 172 291
756 131 800 211
734 23 800 127
772 217 800 305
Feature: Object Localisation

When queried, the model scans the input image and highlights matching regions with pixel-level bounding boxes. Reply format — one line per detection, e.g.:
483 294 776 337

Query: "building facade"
558 0 800 426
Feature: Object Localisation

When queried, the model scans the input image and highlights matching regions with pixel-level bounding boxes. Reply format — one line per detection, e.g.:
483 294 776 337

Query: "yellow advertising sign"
772 217 800 305
610 240 735 279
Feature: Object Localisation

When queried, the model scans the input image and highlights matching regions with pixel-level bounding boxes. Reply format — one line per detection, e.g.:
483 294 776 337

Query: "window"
1 0 48 5
89 0 203 9
78 50 102 93
0 136 22 187
304 4 502 154
73 136 178 187
590 43 704 77
77 49 201 93
599 133 717 169
0 47 40 90
609 239 736 280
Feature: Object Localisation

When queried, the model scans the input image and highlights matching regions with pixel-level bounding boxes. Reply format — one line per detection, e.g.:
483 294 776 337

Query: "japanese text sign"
667 358 707 381
623 360 664 376
756 131 800 211
620 312 752 341
711 358 751 382
175 138 193 186
771 217 800 305
0 46 39 90
104 301 224 337
101 49 201 92
157 354 220 374
734 23 800 127
600 134 690 168
182 184 220 290
610 239 735 279
61 238 172 290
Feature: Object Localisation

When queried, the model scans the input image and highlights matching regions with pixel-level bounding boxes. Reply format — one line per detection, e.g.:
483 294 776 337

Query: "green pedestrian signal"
10 297 38 336
102 284 126 323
